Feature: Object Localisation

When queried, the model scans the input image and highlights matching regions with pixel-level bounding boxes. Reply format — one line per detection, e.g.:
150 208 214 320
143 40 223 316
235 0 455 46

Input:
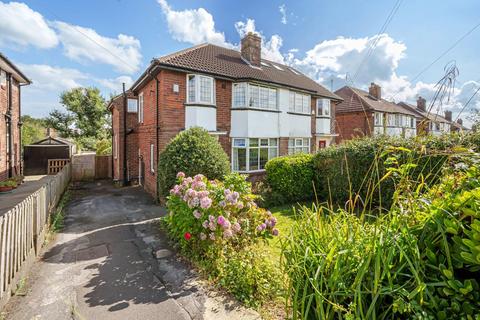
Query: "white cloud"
157 0 231 47
96 75 133 94
53 21 142 74
0 1 58 49
279 4 287 25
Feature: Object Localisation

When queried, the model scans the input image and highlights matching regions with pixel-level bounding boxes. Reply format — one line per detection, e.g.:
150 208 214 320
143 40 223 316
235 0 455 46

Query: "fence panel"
0 163 71 309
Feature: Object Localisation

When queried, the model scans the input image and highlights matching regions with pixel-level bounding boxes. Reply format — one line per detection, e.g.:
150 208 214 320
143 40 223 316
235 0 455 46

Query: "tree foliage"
21 115 47 145
46 87 110 150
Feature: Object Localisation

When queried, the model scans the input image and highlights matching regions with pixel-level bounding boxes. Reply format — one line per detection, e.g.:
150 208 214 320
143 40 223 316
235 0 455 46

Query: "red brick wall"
335 111 374 144
110 93 138 183
216 79 232 156
0 75 21 181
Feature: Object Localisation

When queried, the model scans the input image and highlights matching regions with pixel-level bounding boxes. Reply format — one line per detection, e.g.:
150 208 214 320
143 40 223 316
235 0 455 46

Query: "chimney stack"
368 82 381 100
457 118 463 126
444 110 452 122
241 32 262 67
417 96 426 112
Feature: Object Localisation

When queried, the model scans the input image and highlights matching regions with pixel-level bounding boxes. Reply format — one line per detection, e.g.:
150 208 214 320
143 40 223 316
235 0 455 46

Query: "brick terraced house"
397 97 466 135
0 53 30 181
334 83 417 143
110 33 342 198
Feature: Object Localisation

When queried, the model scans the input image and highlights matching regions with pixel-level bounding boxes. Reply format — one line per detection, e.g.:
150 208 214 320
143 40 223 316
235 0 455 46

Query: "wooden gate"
47 159 70 175
95 155 112 179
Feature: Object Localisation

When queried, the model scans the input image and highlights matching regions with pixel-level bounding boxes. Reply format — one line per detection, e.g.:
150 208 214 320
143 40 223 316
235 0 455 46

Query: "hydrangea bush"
163 172 281 306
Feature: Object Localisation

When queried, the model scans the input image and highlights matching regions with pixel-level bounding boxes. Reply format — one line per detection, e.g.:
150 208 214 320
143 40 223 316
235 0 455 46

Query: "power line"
351 0 403 84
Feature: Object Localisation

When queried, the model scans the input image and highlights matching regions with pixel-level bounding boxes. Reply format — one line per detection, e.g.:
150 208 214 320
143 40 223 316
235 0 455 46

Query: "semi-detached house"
110 33 342 198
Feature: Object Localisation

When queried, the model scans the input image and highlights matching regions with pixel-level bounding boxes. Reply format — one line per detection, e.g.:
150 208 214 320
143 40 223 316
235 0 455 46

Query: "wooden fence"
0 163 71 309
47 159 70 175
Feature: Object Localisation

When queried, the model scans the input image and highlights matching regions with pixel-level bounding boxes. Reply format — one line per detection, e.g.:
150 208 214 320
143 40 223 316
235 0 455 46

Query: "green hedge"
264 153 314 204
157 127 230 197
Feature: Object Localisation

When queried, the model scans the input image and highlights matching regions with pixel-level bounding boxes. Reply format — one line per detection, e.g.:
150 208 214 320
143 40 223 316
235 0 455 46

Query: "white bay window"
232 83 278 110
232 138 278 172
187 74 215 104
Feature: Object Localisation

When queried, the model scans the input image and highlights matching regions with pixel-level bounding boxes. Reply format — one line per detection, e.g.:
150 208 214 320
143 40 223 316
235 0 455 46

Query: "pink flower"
177 172 185 179
217 215 226 226
223 229 233 239
202 220 209 229
272 228 279 236
209 233 216 240
200 197 212 209
208 222 216 231
224 189 231 196
232 222 241 233
194 174 204 181
199 232 207 240
208 215 216 222
184 232 191 240
193 210 202 219
186 188 196 198
219 200 226 207
236 202 244 209
185 177 193 183
222 220 231 229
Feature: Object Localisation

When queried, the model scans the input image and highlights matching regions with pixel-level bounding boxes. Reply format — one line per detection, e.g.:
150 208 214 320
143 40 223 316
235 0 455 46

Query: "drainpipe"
147 68 160 199
7 73 13 178
122 83 128 186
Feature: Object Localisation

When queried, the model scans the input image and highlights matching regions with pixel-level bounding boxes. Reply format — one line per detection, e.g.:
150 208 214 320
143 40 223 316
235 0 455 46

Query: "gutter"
7 73 12 178
122 83 128 186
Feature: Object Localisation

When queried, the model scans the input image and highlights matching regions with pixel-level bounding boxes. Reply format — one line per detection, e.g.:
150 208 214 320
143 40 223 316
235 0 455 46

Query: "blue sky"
0 0 479 124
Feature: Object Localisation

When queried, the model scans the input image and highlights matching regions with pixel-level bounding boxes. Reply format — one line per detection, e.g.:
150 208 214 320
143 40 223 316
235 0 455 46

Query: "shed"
23 137 77 175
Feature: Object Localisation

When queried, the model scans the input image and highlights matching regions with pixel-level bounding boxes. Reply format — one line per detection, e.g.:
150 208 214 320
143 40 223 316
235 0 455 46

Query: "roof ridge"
155 43 210 62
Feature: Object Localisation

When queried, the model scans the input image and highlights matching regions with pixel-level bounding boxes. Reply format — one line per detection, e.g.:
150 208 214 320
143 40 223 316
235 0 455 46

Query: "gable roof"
28 136 75 146
397 102 451 123
334 86 417 116
131 43 342 100
0 52 31 85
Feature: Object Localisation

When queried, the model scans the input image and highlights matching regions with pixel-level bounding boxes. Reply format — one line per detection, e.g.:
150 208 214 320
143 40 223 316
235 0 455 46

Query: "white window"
289 91 310 114
316 99 331 117
0 70 6 86
386 114 395 126
410 117 415 128
187 74 215 104
288 138 310 154
113 134 118 159
232 138 278 172
150 144 155 173
232 83 277 110
394 114 401 127
127 98 138 113
138 92 144 123
374 112 383 126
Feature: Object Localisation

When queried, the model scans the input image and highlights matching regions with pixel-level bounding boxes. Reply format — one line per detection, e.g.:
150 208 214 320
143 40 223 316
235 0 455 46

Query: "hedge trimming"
157 127 230 198
265 153 314 204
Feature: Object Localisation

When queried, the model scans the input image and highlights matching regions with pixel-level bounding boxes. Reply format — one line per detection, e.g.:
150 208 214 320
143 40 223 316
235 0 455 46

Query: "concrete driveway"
4 181 259 320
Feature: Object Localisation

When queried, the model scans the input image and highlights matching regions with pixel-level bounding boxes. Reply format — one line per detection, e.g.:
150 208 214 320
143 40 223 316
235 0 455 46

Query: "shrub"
282 151 480 319
163 172 281 305
157 127 230 197
264 153 314 205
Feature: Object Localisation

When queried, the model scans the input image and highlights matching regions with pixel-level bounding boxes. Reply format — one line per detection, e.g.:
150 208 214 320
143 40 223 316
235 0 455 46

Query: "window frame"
127 98 138 113
138 92 144 123
289 91 311 114
0 69 6 86
232 138 279 172
232 82 278 110
316 98 331 118
288 138 310 155
186 74 215 105
374 112 383 126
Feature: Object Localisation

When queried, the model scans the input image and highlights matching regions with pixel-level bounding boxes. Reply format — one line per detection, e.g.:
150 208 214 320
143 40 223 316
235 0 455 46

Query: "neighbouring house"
451 118 470 133
111 32 342 198
397 97 453 136
23 135 76 176
334 83 417 143
0 53 31 181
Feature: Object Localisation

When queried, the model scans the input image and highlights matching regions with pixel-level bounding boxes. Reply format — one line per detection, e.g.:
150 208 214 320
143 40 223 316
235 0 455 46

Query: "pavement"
3 181 260 320
0 175 55 215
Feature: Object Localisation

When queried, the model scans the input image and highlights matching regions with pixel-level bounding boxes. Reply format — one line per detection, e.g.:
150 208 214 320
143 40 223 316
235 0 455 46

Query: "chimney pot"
417 96 426 112
241 33 262 67
368 82 381 100
457 118 463 125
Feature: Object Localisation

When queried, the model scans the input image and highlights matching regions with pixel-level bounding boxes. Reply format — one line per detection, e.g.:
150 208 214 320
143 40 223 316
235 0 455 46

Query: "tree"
46 87 111 150
21 115 47 145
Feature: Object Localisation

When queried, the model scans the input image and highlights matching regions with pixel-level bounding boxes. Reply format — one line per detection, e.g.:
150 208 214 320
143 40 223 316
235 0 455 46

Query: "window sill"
287 112 311 117
233 169 266 174
231 107 281 113
315 115 331 119
185 103 216 108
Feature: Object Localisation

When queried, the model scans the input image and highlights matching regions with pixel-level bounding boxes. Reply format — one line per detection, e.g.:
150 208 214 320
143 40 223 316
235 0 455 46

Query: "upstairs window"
289 91 310 114
232 83 277 110
316 99 331 117
127 98 138 112
138 93 144 123
374 112 383 126
187 74 215 104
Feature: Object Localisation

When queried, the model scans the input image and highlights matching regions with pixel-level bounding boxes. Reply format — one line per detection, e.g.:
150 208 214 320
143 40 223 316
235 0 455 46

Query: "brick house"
0 53 31 181
397 97 470 134
397 97 452 136
111 33 342 198
334 83 417 143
